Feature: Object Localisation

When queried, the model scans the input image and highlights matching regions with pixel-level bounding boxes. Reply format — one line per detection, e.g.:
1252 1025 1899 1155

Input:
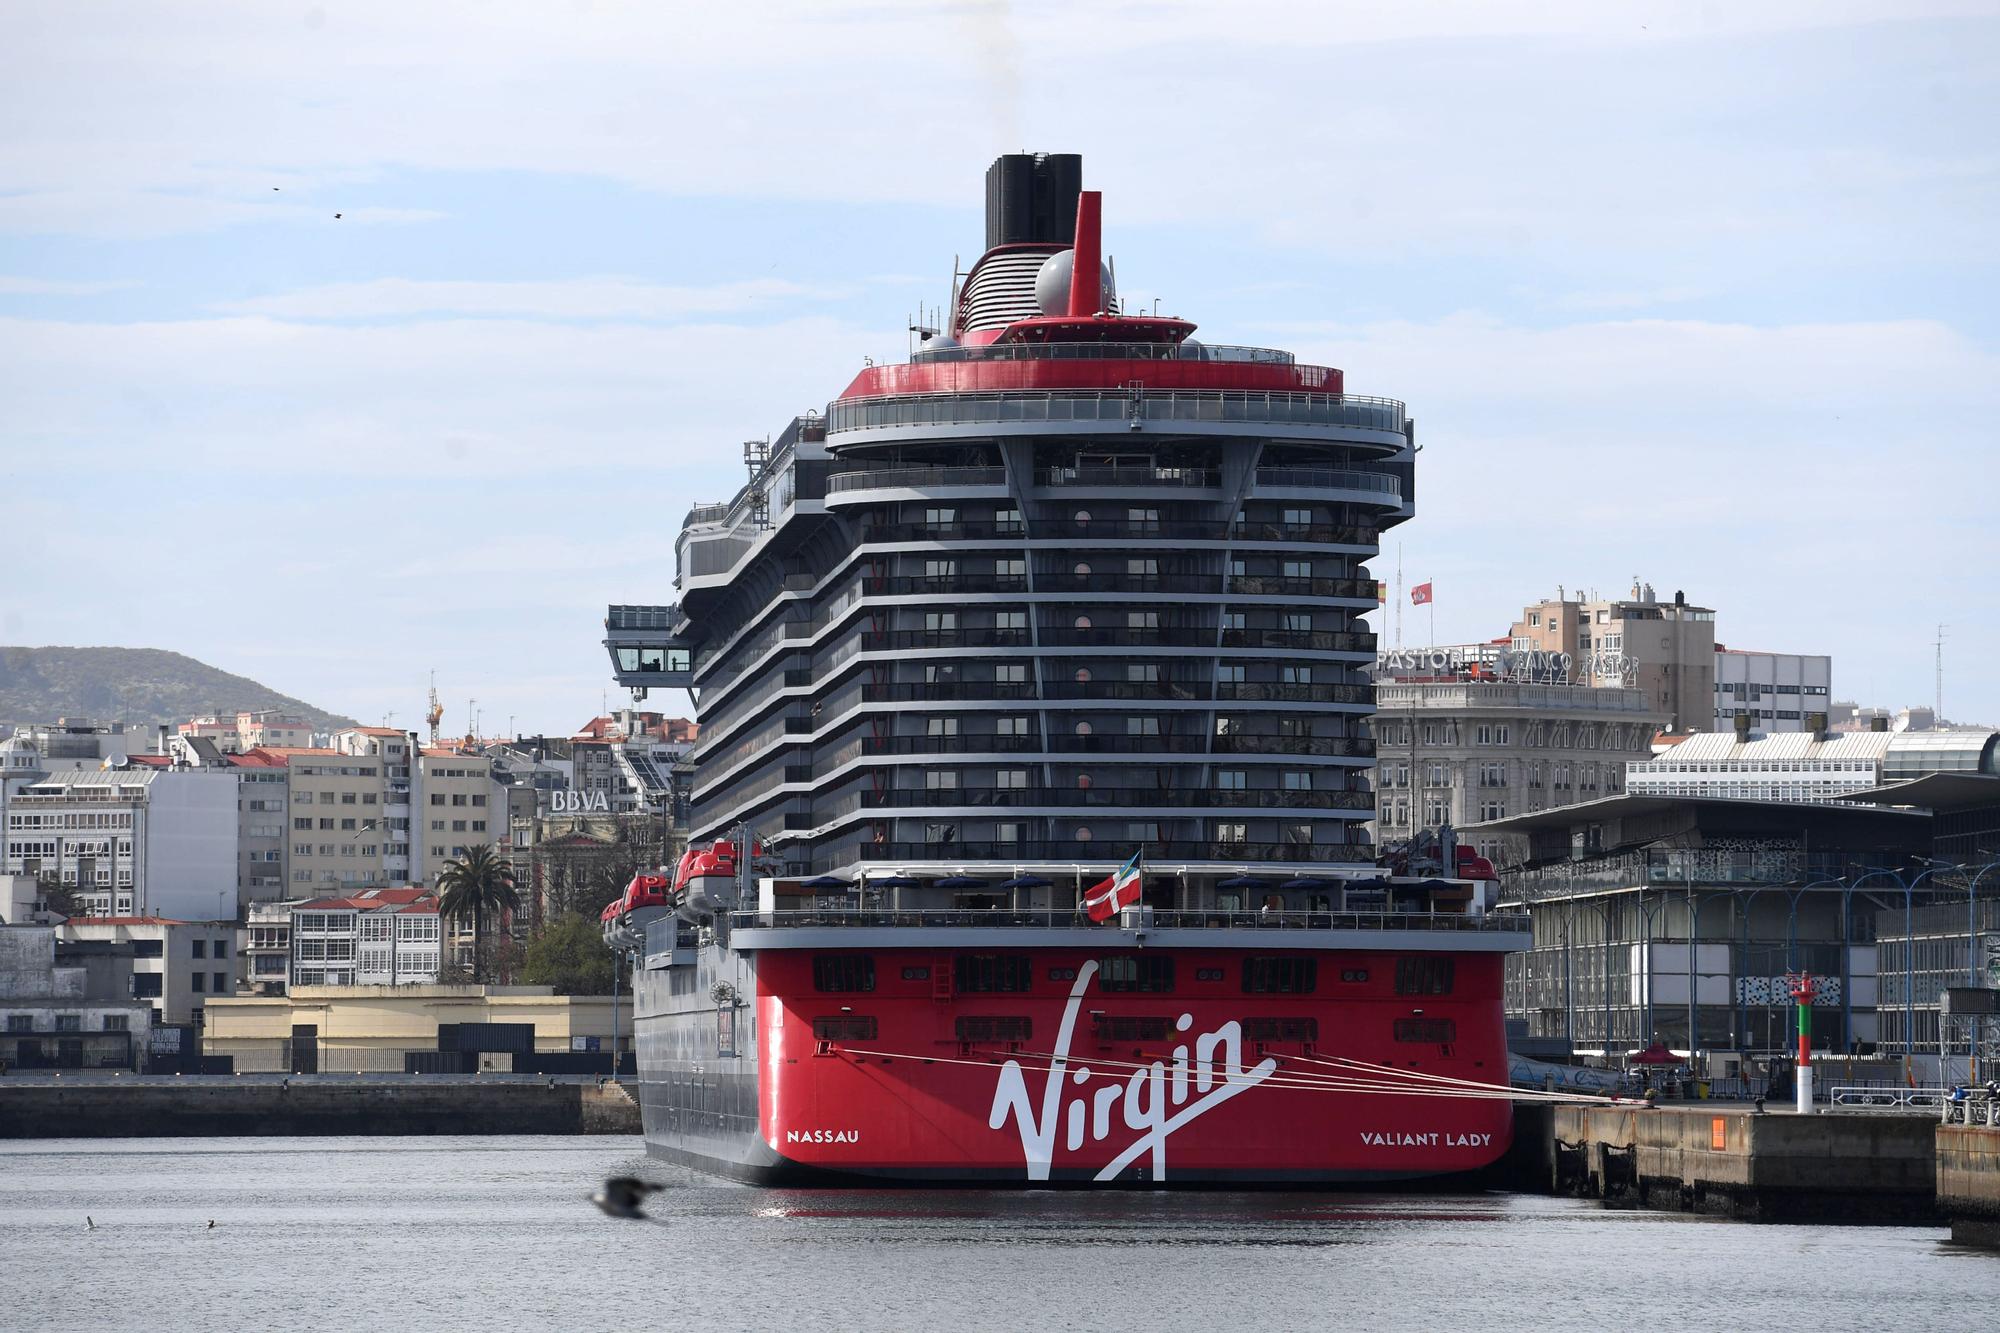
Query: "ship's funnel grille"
985 153 1082 250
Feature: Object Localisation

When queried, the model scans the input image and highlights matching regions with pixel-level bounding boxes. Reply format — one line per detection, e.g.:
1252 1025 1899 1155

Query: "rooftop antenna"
1936 623 1948 724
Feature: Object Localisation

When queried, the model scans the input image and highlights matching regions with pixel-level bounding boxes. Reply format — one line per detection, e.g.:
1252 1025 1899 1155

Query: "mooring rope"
835 1046 1622 1105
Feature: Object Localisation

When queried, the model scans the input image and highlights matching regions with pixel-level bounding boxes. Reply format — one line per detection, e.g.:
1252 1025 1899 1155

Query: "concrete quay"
0 1074 641 1138
1937 1124 2000 1246
1548 1104 1939 1223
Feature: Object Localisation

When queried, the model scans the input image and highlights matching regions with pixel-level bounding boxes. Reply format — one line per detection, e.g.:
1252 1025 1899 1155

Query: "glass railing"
825 390 1408 436
731 908 1529 933
910 341 1297 367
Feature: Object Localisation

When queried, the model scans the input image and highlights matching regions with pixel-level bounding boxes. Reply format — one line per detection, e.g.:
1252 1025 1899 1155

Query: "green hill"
0 646 355 735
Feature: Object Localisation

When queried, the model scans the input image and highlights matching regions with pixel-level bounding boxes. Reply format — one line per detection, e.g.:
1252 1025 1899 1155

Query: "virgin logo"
988 960 1277 1182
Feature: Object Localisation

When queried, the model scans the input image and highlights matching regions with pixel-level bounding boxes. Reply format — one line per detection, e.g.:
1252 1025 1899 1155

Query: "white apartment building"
2 769 239 919
290 888 442 989
244 899 295 995
1713 648 1832 733
58 916 238 1027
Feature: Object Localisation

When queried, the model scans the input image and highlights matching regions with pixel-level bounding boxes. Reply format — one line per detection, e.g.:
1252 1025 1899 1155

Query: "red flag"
1410 582 1433 606
1083 853 1144 922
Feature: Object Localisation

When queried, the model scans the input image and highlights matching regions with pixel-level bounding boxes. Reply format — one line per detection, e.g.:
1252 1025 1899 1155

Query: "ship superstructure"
602 154 1530 1185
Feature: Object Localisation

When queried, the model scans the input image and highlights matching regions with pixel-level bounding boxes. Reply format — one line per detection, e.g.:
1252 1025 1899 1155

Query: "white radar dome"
922 333 960 351
1034 250 1117 317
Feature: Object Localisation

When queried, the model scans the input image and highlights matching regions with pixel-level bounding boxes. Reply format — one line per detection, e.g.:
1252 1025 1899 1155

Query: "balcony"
824 389 1408 438
835 839 1370 866
1033 466 1217 490
825 466 1009 502
730 908 1529 935
1252 467 1403 504
855 788 1374 812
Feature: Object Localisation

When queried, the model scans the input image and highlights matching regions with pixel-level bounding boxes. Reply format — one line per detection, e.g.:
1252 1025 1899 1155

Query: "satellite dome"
922 332 960 352
1177 339 1205 361
1034 249 1117 317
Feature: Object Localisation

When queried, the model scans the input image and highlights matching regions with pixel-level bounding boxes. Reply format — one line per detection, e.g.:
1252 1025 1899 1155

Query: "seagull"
591 1176 659 1219
207 1220 217 1229
85 1217 95 1230
334 212 342 219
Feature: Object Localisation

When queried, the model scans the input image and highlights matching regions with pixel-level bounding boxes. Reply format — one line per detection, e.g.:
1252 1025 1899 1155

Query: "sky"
2 0 1996 736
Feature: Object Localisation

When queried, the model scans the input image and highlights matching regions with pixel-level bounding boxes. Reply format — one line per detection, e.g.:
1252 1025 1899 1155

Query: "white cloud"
0 275 140 296
213 276 845 320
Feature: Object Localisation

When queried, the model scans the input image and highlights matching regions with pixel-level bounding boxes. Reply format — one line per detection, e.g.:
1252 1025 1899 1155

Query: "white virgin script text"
987 961 1278 1182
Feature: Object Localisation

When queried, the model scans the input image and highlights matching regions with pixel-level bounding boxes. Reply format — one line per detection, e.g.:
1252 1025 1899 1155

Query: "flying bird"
207 1220 218 1229
85 1217 95 1230
591 1176 660 1219
334 212 342 219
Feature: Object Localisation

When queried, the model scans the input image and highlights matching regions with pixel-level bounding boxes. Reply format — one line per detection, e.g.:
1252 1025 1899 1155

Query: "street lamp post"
1851 865 1958 1083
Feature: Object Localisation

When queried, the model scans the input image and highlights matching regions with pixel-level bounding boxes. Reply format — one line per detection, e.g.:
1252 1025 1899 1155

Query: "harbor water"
1 1136 1991 1331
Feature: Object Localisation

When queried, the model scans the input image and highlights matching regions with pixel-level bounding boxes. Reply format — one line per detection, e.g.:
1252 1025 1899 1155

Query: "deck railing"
728 907 1528 934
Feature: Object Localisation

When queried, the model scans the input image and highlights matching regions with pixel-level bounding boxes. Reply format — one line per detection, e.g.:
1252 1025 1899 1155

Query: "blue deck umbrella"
935 875 989 889
868 874 921 888
801 875 848 890
1216 875 1267 889
999 874 1052 890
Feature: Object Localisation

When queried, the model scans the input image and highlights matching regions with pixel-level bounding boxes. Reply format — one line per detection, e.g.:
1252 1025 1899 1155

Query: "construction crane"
426 671 444 746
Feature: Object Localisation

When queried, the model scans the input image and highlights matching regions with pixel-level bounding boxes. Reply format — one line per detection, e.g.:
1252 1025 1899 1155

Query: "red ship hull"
736 947 1512 1185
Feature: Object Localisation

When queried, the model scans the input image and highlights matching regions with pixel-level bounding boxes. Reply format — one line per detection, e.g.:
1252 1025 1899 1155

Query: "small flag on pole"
1410 582 1434 606
1376 581 1388 604
1084 851 1144 923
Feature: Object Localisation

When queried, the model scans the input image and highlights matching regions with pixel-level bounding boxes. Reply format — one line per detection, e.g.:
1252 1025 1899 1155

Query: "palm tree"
436 844 521 984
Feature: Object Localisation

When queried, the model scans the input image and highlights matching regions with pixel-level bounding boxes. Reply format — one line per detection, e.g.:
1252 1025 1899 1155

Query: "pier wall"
0 1076 642 1138
1551 1106 1937 1223
1937 1124 2000 1247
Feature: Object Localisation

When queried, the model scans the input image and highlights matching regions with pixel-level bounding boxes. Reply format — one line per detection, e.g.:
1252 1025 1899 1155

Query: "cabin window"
813 955 875 993
955 954 1032 994
1395 957 1455 995
1093 1016 1172 1042
900 966 930 981
1242 956 1317 995
1194 967 1225 982
1394 1018 1457 1044
812 1015 878 1042
1340 969 1371 983
1048 967 1077 982
1244 1017 1318 1042
1097 955 1174 993
956 1016 1032 1042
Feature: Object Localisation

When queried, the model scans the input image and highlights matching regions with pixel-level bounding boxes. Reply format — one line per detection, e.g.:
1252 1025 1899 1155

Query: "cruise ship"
600 153 1531 1185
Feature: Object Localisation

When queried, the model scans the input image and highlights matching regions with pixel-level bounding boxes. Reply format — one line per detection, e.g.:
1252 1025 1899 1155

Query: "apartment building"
278 745 402 892
1509 584 1716 733
178 710 312 753
244 898 294 996
58 916 238 1027
289 887 442 989
2 768 238 919
419 749 499 881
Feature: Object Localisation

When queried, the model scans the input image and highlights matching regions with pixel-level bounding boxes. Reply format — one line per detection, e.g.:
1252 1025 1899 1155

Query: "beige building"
1372 676 1665 868
277 746 403 891
203 985 626 1072
1509 584 1715 733
418 749 500 883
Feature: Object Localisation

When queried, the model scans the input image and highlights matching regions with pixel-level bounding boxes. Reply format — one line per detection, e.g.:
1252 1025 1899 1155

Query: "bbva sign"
547 789 611 814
